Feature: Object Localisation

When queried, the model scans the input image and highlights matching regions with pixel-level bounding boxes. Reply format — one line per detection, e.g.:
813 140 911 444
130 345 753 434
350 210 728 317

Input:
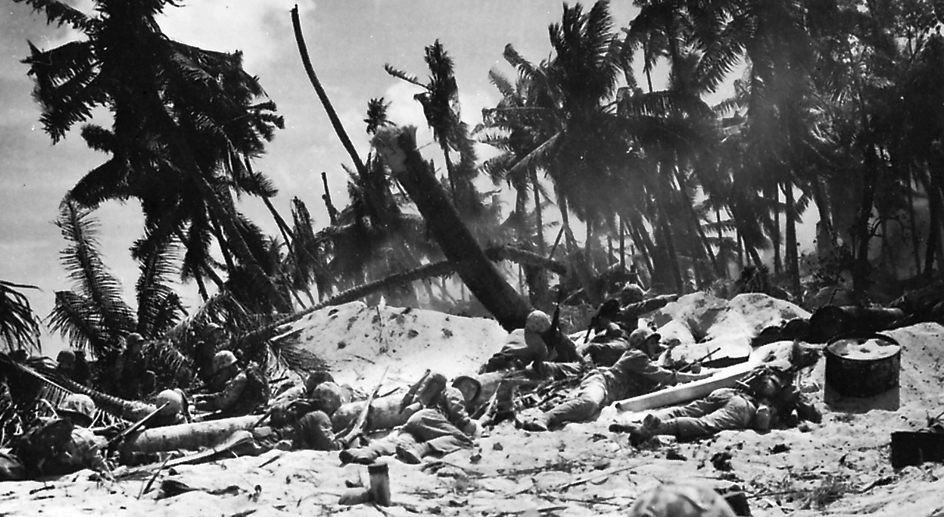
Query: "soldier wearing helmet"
34 393 110 476
117 333 150 400
522 325 709 432
58 393 96 428
587 283 679 340
192 350 268 419
611 366 821 446
482 308 583 374
149 389 189 428
338 371 484 465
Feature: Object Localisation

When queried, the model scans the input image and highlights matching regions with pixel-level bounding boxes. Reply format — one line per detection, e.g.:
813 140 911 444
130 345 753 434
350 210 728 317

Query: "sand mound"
650 292 811 364
272 301 507 389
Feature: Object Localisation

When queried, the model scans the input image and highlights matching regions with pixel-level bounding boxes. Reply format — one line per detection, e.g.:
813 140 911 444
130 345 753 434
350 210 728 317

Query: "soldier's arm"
196 372 248 411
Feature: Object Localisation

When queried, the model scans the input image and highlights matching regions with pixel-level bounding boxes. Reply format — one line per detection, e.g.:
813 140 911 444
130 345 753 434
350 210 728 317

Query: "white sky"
1 1 795 356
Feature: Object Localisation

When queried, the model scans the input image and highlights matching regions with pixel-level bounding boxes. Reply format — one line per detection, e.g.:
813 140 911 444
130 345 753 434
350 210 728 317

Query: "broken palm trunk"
372 126 533 332
614 341 796 413
118 415 260 463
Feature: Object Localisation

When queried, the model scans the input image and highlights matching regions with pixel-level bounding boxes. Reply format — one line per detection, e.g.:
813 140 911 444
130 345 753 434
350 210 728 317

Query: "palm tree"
372 126 533 331
0 280 42 354
385 40 482 219
17 0 288 312
47 201 185 360
480 1 631 302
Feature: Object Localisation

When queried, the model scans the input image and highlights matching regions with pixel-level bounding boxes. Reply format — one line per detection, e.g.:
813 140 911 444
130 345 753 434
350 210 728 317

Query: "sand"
3 296 944 516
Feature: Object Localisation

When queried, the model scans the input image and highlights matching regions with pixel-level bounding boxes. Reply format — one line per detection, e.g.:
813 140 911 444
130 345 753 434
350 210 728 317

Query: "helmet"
629 328 661 349
155 389 184 417
56 349 76 366
58 393 95 427
525 310 552 333
620 283 646 304
310 382 345 416
628 482 737 517
212 350 238 373
750 373 782 399
451 375 482 405
304 371 336 396
125 333 144 347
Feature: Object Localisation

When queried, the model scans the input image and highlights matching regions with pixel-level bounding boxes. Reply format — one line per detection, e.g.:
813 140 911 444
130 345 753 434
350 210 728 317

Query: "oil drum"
824 333 901 398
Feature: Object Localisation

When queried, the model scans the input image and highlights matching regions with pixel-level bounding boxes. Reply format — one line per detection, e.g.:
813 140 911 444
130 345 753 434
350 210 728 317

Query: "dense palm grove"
2 0 943 387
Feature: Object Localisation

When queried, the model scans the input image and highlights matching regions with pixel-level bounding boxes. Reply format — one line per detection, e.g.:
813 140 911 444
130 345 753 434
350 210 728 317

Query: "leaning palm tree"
385 40 482 219
0 280 42 354
16 0 288 313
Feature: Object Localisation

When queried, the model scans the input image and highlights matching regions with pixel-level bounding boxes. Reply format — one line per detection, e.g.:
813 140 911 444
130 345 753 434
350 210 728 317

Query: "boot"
628 414 680 446
520 413 550 432
395 441 434 464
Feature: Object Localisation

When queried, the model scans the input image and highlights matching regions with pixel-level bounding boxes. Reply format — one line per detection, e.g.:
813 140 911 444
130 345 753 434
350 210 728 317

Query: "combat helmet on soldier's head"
620 283 646 304
629 327 662 349
155 389 185 417
310 381 345 416
58 393 96 427
56 349 76 366
212 350 238 373
305 371 336 397
525 310 552 333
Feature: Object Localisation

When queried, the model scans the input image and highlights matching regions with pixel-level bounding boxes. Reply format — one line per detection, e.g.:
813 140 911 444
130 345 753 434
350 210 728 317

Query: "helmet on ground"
58 393 95 427
525 310 552 333
620 283 646 304
627 482 737 517
56 349 76 366
629 328 662 349
212 350 238 373
310 381 345 416
155 389 184 417
305 371 336 396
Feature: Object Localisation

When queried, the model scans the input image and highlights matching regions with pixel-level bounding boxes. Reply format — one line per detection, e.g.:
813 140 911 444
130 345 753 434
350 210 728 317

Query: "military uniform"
340 378 477 465
526 347 703 431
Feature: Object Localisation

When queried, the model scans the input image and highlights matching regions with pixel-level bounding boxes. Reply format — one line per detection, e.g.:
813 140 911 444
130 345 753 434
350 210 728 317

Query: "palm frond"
0 280 43 353
12 0 98 33
53 200 136 347
383 64 425 88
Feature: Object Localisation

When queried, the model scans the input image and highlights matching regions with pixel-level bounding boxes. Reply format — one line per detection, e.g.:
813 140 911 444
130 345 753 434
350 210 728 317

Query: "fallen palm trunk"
119 415 260 461
331 394 420 434
614 342 788 413
57 376 156 422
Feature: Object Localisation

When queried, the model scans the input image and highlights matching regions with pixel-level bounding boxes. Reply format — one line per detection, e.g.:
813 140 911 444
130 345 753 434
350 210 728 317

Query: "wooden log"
331 394 418 434
119 415 260 459
614 342 789 413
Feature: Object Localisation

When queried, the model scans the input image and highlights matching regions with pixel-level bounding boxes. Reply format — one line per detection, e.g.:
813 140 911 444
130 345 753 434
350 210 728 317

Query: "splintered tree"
372 126 533 331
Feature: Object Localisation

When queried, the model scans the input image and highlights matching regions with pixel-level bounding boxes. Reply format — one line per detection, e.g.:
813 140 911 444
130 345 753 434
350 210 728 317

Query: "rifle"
105 402 170 452
584 298 621 343
398 369 431 414
339 366 388 448
678 347 721 372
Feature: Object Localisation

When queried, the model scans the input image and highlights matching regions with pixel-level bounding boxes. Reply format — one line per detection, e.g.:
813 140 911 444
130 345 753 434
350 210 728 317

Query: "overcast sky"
2 1 655 355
